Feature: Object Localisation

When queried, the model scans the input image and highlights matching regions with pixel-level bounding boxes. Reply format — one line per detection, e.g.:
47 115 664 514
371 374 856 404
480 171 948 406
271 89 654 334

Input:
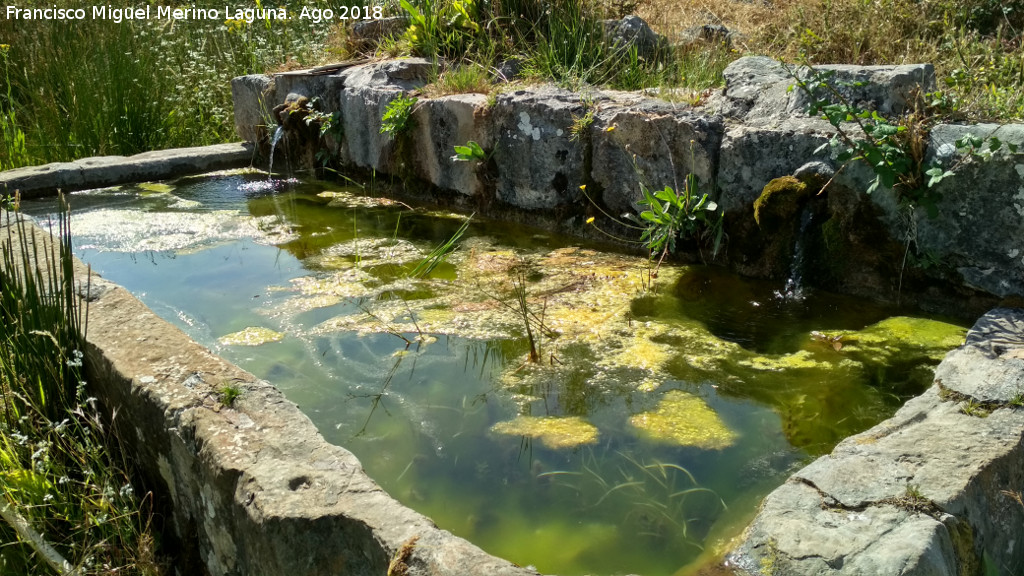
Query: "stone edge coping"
727 308 1024 575
2 212 538 576
0 143 258 199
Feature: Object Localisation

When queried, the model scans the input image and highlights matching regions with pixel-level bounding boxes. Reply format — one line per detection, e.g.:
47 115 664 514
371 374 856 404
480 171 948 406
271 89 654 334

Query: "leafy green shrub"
451 140 487 162
635 173 723 259
380 94 418 137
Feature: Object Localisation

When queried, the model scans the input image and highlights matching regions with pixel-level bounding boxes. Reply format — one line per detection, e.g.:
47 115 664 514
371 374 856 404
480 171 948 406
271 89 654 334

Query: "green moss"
490 416 600 449
947 518 981 576
753 176 807 227
629 390 738 449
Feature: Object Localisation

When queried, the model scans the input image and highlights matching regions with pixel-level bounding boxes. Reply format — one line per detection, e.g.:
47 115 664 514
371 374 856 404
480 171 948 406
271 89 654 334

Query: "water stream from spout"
268 125 285 178
779 206 813 301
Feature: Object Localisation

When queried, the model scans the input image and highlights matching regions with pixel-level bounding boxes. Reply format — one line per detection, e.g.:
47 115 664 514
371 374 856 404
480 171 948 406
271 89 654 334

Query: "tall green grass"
1 203 163 574
0 1 333 169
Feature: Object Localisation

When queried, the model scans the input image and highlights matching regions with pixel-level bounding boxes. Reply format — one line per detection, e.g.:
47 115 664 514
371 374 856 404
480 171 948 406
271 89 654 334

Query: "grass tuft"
1 201 165 575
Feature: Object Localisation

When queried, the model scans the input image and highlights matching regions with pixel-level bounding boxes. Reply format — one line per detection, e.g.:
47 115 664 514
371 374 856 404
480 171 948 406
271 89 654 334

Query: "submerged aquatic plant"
217 326 285 346
629 390 738 449
410 214 473 278
540 450 726 549
490 415 599 449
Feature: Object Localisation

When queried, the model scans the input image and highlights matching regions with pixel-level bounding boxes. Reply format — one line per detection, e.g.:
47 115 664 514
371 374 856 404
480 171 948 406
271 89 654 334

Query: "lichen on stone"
218 326 285 346
629 390 738 449
490 415 600 449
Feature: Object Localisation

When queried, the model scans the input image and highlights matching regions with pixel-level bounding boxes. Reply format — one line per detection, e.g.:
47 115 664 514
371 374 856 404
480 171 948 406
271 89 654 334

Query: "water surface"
22 173 966 576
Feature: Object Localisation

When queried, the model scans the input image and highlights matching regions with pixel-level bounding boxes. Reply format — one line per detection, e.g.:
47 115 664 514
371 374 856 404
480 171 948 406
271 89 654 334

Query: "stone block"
231 74 275 143
590 100 722 216
918 123 1024 298
410 93 492 197
490 86 587 210
713 56 935 125
339 85 405 171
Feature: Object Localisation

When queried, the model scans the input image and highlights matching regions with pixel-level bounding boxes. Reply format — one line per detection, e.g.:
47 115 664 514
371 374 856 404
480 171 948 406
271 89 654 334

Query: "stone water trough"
2 54 1024 575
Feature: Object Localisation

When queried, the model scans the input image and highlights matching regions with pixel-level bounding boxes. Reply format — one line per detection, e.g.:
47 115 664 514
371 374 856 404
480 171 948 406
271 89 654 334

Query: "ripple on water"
69 209 297 252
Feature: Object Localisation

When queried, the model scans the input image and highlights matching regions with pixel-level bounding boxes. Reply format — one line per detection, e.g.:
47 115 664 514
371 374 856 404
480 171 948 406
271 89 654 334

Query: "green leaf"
654 186 677 204
925 166 954 188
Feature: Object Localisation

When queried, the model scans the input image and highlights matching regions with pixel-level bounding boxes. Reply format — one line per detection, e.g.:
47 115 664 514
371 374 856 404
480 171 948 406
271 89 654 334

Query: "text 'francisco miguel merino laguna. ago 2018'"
4 5 293 23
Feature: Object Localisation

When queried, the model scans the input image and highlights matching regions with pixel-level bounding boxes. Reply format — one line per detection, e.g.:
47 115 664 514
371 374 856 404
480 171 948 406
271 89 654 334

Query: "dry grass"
639 0 940 64
637 0 1024 118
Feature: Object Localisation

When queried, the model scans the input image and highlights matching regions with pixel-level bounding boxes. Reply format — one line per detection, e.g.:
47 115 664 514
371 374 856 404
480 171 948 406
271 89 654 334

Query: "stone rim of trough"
2 209 539 576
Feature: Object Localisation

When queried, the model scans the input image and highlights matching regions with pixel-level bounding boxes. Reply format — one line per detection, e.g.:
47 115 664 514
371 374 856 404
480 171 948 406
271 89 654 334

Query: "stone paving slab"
0 143 257 198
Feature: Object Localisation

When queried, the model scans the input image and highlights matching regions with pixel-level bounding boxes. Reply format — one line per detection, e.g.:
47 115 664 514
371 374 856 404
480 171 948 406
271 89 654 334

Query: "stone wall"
231 56 1024 309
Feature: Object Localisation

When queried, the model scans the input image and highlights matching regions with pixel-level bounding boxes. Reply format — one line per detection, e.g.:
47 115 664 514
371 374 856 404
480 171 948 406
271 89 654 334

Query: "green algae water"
22 173 967 576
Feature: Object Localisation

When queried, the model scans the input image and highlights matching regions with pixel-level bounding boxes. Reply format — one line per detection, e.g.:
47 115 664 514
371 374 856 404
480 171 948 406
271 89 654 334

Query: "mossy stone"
753 176 808 228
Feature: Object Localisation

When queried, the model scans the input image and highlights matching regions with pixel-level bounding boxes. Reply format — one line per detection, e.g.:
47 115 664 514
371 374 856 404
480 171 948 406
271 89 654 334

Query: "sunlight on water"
21 173 968 576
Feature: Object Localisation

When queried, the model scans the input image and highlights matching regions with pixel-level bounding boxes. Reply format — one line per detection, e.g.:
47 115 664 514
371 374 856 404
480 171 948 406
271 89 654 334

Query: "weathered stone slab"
789 62 936 117
729 481 958 575
491 86 587 209
0 143 257 199
231 75 275 144
731 307 1024 575
339 86 405 171
713 55 935 126
590 99 722 215
410 93 491 196
336 59 432 172
338 57 432 91
935 308 1024 403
